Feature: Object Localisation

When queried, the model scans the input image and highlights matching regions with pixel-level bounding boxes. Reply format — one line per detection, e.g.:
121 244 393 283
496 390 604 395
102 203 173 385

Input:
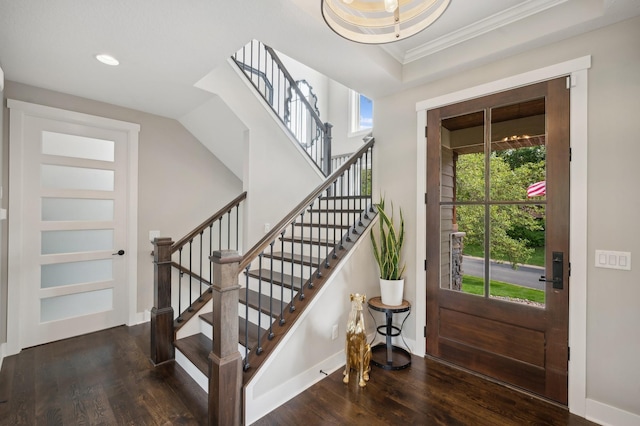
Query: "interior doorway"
7 100 139 352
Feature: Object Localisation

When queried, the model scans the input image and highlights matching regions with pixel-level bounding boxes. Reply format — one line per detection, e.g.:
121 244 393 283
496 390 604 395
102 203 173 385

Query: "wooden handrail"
263 45 325 130
239 138 374 270
172 191 247 253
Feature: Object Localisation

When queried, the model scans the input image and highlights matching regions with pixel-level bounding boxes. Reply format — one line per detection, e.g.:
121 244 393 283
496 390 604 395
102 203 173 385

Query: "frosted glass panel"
42 198 114 221
42 131 115 162
41 164 114 191
41 259 113 288
41 288 113 322
41 229 113 254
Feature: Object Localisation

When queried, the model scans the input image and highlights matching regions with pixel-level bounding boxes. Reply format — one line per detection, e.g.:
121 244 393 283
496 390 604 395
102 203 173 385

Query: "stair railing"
238 137 374 380
150 191 247 365
232 40 332 176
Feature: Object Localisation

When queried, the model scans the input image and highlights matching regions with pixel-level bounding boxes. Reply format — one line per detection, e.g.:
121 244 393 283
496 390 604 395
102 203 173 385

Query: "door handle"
112 249 125 256
538 251 563 289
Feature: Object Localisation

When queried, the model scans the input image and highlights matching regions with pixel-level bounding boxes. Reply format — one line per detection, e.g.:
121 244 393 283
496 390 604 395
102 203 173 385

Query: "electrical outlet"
332 324 339 340
149 230 161 242
264 223 271 233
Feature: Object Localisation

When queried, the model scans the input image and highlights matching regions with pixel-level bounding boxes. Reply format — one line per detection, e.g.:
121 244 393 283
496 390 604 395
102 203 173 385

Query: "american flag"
527 181 546 197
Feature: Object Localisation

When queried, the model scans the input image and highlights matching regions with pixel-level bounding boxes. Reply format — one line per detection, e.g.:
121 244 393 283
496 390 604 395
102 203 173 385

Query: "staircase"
149 40 377 424
173 192 376 379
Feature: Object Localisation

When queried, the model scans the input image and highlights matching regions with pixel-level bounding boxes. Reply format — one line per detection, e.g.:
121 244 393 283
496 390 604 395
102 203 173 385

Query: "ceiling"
1 0 639 119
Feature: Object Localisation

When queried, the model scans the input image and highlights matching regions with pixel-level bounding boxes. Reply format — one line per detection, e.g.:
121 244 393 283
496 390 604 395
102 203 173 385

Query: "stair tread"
174 333 211 377
280 235 337 246
245 269 303 290
198 313 268 350
293 222 350 229
265 251 321 266
239 287 282 317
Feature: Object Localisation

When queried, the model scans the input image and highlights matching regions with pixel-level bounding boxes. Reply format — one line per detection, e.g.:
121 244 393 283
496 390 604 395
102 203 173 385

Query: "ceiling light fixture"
321 0 450 44
95 54 120 66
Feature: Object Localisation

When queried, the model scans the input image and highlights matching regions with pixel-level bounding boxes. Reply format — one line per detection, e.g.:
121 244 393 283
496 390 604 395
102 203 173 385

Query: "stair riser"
245 257 321 279
238 303 275 331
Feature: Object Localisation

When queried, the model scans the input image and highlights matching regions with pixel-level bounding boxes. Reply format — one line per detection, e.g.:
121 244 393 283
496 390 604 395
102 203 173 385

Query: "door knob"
112 249 125 256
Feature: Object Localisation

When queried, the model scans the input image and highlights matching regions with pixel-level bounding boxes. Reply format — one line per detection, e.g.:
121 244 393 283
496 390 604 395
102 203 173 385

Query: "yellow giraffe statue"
343 293 371 387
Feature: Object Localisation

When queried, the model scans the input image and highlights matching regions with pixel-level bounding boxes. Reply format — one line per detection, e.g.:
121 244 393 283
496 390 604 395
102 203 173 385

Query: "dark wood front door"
425 77 570 404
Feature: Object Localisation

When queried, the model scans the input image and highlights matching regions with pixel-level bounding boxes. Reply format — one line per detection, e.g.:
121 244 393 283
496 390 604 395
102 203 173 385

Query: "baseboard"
586 398 640 426
245 350 346 425
130 310 150 325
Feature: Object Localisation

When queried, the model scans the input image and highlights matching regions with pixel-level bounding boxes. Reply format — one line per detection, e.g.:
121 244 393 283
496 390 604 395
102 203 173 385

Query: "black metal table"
367 296 411 370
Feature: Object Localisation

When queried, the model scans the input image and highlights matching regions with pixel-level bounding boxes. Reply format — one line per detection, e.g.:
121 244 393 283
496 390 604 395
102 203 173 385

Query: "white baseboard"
245 350 346 425
586 398 640 426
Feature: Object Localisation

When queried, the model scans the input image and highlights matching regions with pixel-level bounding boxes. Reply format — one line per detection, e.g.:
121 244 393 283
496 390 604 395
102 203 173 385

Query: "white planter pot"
379 278 404 306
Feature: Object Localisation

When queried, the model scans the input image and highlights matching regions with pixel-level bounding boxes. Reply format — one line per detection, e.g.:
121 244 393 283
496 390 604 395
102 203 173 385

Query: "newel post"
323 122 333 176
150 237 175 365
208 250 243 426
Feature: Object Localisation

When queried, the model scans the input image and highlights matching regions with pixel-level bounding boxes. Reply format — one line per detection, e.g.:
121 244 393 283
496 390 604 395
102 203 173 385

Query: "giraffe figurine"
343 293 371 387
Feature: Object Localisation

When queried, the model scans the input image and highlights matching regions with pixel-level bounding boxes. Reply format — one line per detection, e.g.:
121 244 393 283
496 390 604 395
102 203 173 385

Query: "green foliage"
360 169 372 196
455 152 545 269
497 146 546 170
370 197 405 280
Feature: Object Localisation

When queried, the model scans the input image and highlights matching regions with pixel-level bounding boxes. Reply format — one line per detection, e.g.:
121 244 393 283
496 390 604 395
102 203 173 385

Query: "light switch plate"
595 250 631 270
149 230 161 242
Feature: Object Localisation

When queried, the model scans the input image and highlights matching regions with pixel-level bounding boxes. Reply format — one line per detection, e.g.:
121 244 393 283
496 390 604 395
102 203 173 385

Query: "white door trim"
6 99 139 355
415 56 590 417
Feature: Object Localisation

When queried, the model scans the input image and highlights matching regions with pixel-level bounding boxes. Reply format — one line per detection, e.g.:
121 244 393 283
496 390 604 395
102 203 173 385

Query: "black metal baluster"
177 248 184 322
235 204 240 250
198 231 204 302
289 222 296 312
188 240 194 311
332 181 338 259
243 265 251 371
268 241 275 340
209 224 213 291
298 212 305 300
256 254 263 355
280 230 286 324
227 210 231 249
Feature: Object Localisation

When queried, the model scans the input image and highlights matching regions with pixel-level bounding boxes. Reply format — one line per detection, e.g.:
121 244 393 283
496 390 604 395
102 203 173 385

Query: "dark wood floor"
0 323 598 425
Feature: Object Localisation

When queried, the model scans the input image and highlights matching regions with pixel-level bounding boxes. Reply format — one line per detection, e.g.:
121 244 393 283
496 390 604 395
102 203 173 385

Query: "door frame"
414 56 590 417
6 100 140 356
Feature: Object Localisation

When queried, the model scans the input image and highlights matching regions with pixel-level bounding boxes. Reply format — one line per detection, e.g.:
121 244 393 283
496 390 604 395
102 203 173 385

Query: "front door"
426 78 570 403
9 101 137 349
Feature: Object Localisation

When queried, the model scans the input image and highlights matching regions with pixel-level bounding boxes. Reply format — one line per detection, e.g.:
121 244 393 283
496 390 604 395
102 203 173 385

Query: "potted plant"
370 197 405 305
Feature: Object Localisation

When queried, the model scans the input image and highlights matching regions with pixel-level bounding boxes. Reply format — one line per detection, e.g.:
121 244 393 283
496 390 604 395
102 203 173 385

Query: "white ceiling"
1 0 639 119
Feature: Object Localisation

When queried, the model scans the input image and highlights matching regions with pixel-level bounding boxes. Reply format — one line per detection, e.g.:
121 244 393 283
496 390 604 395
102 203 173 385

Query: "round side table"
367 296 411 370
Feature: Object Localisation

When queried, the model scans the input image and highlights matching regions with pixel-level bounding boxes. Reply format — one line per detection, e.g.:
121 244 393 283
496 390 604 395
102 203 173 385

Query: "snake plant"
370 198 405 280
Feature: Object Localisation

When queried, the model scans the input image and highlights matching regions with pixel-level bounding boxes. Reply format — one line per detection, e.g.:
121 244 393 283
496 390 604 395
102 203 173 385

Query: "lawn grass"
461 275 545 304
463 243 545 267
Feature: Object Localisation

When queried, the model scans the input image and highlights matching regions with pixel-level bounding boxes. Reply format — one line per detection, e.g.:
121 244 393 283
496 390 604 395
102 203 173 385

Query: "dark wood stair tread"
239 287 284 317
245 269 303 290
198 312 268 350
280 235 337 246
174 333 211 377
293 222 350 229
264 251 321 266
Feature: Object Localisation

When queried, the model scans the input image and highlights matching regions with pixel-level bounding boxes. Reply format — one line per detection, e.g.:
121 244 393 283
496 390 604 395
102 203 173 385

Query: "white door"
8 100 139 350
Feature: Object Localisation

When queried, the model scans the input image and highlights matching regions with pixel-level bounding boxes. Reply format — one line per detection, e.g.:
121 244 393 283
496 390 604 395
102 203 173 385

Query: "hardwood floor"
0 324 207 425
0 323 598 425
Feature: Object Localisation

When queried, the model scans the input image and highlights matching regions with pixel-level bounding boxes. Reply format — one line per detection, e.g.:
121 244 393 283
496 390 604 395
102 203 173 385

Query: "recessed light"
95 54 119 66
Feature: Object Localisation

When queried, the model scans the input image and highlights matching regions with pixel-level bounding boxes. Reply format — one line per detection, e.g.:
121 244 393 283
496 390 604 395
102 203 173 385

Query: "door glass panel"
456 205 485 296
442 110 485 202
41 229 113 254
41 288 113 322
41 259 113 288
489 205 546 306
42 198 114 221
41 164 114 191
42 131 115 162
490 98 546 202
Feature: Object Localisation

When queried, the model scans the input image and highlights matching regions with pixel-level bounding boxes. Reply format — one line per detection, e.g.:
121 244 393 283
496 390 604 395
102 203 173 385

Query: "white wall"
195 61 324 248
1 81 242 319
373 16 640 425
